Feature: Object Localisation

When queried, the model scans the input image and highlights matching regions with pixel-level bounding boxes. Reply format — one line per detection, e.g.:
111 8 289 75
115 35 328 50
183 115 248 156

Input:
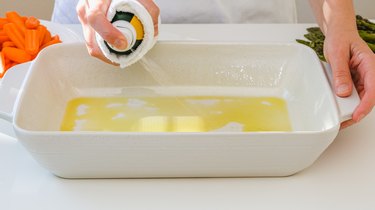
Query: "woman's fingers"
325 43 354 98
76 0 160 64
137 0 160 36
86 0 127 50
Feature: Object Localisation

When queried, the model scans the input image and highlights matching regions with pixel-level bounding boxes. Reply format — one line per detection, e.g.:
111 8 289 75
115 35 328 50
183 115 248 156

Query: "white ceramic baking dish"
0 42 359 178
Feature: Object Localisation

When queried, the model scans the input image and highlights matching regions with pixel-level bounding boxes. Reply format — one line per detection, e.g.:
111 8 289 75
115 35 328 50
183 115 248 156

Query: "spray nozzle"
108 20 137 52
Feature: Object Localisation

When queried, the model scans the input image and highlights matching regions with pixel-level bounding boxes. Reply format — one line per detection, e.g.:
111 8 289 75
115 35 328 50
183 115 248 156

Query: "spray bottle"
96 0 158 68
105 11 145 56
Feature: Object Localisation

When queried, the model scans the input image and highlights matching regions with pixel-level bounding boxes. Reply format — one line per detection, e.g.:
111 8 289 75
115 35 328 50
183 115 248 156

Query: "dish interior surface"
15 42 339 133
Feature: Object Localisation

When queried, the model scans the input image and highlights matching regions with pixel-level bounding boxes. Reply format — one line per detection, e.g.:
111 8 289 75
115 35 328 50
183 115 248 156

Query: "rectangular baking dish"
0 42 359 178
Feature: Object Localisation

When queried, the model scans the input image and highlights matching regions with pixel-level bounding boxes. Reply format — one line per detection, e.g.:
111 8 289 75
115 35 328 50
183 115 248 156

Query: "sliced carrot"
42 29 51 46
4 55 10 66
25 17 40 29
0 51 6 77
8 61 18 69
1 13 64 72
5 11 26 34
3 23 25 49
0 35 10 43
0 18 8 29
31 54 38 60
36 25 46 46
2 47 32 63
0 52 14 76
2 41 15 48
5 62 13 72
41 35 61 50
25 29 39 55
52 35 61 41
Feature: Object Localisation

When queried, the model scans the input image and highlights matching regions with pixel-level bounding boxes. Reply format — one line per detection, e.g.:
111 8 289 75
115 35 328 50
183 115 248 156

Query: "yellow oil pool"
60 96 291 132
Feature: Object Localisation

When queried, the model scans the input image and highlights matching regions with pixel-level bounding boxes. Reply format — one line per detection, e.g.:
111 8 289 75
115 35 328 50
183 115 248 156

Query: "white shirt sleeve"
51 0 80 24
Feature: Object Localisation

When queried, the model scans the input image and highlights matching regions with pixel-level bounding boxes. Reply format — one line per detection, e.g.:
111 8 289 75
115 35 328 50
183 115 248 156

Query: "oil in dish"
60 96 291 132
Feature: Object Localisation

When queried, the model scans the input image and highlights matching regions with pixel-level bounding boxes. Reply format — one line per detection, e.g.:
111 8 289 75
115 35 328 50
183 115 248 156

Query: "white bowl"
0 42 359 178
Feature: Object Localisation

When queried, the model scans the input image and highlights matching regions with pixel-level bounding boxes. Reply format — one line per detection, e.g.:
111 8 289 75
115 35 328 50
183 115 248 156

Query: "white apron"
156 0 297 23
52 0 297 24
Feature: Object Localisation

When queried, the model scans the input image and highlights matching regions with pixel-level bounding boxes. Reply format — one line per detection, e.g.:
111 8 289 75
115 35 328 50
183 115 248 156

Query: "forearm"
309 0 356 35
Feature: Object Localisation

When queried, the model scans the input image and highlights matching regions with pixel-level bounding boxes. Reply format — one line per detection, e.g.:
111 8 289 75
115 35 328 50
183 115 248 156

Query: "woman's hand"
76 0 160 64
324 27 375 129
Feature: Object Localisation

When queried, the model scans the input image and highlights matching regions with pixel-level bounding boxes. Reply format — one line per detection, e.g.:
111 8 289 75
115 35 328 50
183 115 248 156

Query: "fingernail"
337 84 350 95
114 39 127 50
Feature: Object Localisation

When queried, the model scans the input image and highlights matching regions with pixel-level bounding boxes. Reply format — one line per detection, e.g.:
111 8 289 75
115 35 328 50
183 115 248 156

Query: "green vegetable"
297 15 375 61
358 30 375 43
368 42 375 52
356 15 375 32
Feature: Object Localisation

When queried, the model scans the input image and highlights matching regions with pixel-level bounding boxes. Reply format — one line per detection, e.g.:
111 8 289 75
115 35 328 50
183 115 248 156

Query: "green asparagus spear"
368 42 375 52
358 30 375 43
297 15 375 61
357 15 375 31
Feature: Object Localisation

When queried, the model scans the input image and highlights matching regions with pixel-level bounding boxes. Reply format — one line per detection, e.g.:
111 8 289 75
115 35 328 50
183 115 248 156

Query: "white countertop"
1 24 375 210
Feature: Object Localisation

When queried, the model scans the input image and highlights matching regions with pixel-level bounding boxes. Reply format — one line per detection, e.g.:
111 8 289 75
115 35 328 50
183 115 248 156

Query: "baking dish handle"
322 62 360 122
0 62 30 123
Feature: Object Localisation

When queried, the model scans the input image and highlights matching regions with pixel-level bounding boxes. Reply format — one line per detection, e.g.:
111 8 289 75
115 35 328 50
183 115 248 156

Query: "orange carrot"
5 62 13 72
2 41 15 48
2 47 32 63
1 13 64 72
0 18 8 29
5 11 26 34
31 54 38 60
0 51 6 77
3 23 25 49
0 52 14 76
25 29 39 55
52 35 61 41
8 61 18 69
4 54 10 65
25 17 40 29
0 35 10 43
41 35 61 50
36 25 46 46
42 29 51 46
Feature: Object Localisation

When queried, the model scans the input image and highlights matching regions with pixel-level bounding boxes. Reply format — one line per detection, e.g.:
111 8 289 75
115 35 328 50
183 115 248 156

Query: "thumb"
327 48 353 97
